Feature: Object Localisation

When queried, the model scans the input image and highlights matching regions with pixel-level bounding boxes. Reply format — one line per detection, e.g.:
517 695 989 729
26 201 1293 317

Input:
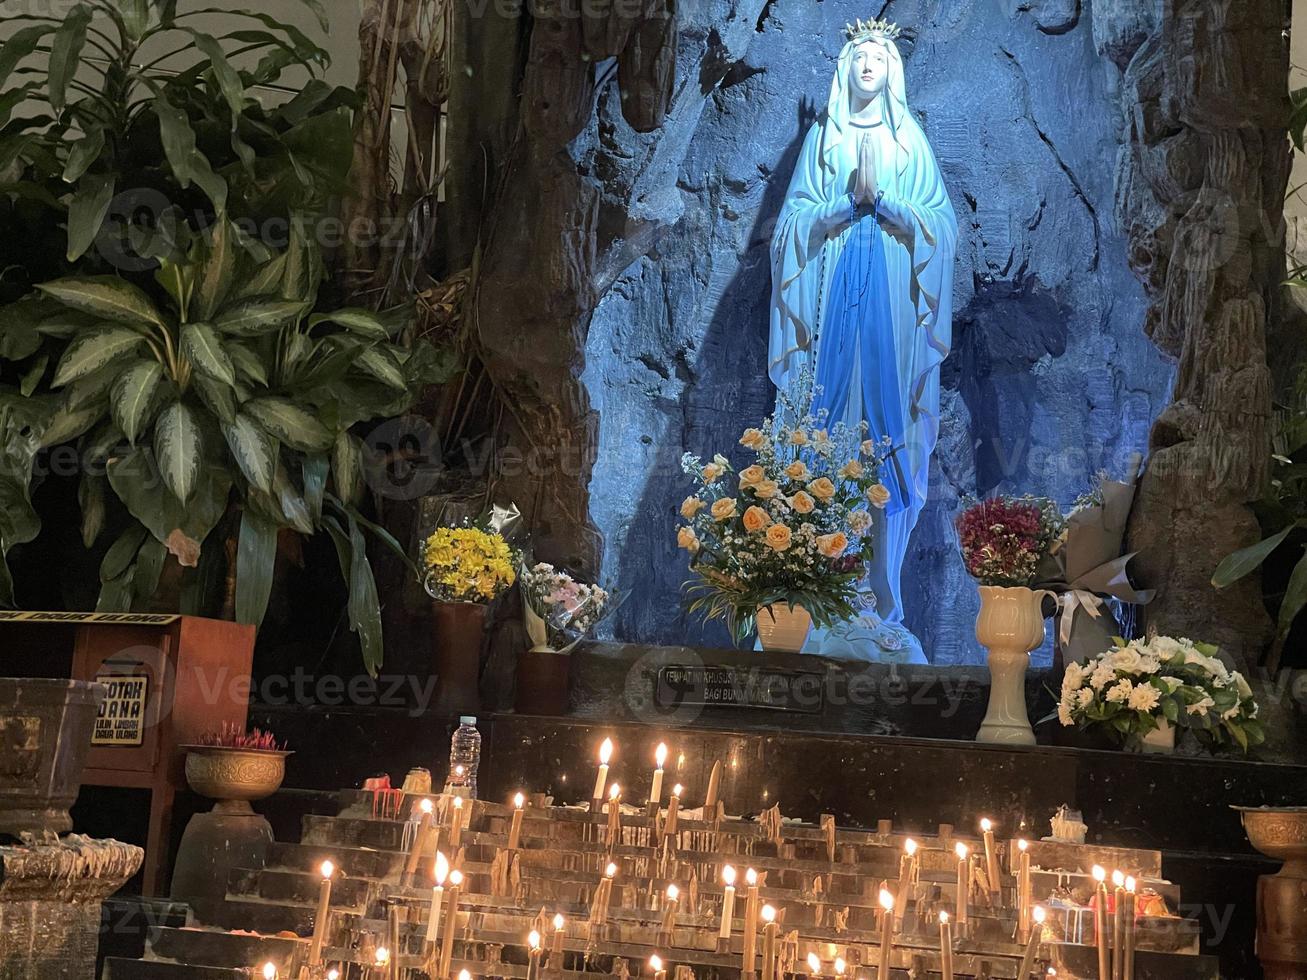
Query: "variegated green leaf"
332 430 364 506
214 298 305 335
62 126 104 183
154 401 202 502
37 277 166 329
181 322 235 386
309 308 389 340
51 326 145 387
222 413 276 493
355 345 407 390
226 343 269 386
192 374 237 424
193 219 235 321
109 360 163 444
39 399 105 448
236 252 287 301
244 396 332 451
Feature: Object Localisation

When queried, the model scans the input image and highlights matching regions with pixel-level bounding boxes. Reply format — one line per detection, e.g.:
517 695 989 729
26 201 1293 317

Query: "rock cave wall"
582 0 1177 662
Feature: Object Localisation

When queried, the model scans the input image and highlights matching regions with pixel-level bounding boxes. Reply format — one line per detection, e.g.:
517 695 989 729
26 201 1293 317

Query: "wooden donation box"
0 611 254 894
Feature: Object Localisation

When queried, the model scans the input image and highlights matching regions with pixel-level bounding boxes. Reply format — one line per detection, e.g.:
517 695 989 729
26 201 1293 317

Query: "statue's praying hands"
852 133 878 206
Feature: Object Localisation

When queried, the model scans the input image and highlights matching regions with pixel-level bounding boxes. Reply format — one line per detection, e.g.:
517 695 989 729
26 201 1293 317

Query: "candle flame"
458 972 472 980
319 860 334 879
434 851 449 885
554 913 566 930
1048 971 1057 978
453 795 463 810
375 948 390 965
605 862 618 878
834 957 846 976
672 784 683 797
528 930 541 950
609 782 621 801
721 864 736 886
745 868 758 886
599 738 614 765
761 904 776 923
649 955 664 972
954 842 969 859
1033 905 1046 924
449 869 463 886
454 765 465 776
261 964 276 980
420 797 433 814
327 971 339 980
807 953 821 974
878 888 894 911
980 817 993 832
904 838 917 856
666 883 679 901
938 910 949 925
1018 838 1028 852
655 742 668 767
514 792 525 809
1126 876 1137 893
1092 865 1106 882
1112 869 1125 888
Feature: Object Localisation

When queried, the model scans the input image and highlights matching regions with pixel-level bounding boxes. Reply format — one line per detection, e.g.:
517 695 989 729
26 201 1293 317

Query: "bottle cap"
459 716 477 725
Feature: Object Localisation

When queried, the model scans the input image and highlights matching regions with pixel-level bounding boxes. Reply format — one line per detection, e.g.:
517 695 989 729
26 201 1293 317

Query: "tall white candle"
449 794 465 848
650 954 667 980
742 868 760 976
980 818 1000 897
760 905 778 980
719 865 737 939
593 738 614 800
308 860 334 964
1123 877 1137 979
877 888 895 979
1092 866 1110 980
1017 839 1032 942
954 843 970 928
508 792 525 851
806 953 822 979
649 743 668 806
426 852 449 943
894 838 917 925
938 911 954 980
1112 869 1126 980
1018 906 1046 978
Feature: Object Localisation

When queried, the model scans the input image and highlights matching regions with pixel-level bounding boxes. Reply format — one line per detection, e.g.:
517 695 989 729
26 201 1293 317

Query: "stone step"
227 865 376 910
101 958 249 980
301 813 407 851
200 896 317 936
269 840 407 880
145 925 303 971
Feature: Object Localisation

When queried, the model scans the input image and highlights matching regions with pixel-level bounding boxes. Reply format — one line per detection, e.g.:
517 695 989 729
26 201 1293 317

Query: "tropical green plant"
0 0 355 296
0 214 457 673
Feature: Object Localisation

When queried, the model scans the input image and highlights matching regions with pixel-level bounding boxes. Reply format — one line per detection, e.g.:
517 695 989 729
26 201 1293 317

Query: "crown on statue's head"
843 17 902 43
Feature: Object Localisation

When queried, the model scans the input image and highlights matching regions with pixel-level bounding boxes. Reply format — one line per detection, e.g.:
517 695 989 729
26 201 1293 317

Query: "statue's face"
849 41 890 102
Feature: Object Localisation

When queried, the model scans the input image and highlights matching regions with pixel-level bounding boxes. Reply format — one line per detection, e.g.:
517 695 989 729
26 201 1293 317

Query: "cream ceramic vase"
756 604 812 653
1141 720 1175 754
975 585 1052 745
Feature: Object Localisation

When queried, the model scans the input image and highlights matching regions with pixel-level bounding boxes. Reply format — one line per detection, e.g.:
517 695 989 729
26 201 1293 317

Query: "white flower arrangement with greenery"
1058 635 1263 753
677 370 895 645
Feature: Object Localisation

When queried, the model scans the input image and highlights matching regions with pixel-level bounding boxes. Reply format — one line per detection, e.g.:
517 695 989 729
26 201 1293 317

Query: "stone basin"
1234 805 1307 877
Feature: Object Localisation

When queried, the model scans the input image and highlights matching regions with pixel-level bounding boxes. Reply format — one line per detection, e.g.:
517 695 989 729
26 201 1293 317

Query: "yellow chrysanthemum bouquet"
678 369 895 645
421 526 518 604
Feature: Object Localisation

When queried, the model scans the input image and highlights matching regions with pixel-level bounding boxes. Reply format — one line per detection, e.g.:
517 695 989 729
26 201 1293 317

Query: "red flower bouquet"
956 496 1063 587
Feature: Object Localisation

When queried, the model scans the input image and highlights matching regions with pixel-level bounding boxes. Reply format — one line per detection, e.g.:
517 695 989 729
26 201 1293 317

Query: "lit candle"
261 964 277 980
1018 906 1047 978
719 865 737 945
552 912 566 958
877 888 895 980
664 784 682 841
742 868 760 977
404 798 435 884
1112 870 1126 980
589 861 618 939
980 818 1000 899
1123 877 1137 979
327 970 339 980
449 794 465 848
649 743 668 809
938 911 954 980
527 930 543 980
593 738 614 803
308 860 334 964
807 952 822 979
705 760 723 810
659 884 680 944
1092 866 1110 980
834 957 846 978
760 905 779 980
508 792 525 851
954 843 970 929
650 954 668 980
374 946 390 980
1017 839 1032 942
607 782 623 848
426 852 449 943
894 839 917 926
439 869 464 980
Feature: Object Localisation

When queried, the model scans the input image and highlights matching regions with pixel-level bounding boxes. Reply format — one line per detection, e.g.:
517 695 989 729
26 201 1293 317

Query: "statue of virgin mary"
768 19 957 663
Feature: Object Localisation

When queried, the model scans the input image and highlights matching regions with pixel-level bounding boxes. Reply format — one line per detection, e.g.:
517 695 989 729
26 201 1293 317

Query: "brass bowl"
184 747 291 804
1233 805 1307 878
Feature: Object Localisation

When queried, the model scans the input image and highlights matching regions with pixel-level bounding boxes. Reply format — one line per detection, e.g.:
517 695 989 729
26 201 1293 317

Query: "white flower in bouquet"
521 563 616 653
1105 680 1133 703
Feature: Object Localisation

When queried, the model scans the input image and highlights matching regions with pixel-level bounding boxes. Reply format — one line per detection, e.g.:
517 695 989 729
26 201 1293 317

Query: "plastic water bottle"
448 716 481 799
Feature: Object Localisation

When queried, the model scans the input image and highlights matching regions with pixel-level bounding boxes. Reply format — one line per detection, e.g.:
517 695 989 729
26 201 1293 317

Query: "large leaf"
244 396 333 451
66 173 116 262
186 30 247 121
37 276 166 329
348 515 383 675
214 298 306 335
226 343 269 386
235 508 276 627
101 525 147 583
1212 523 1298 588
221 414 276 493
234 251 287 301
48 4 92 111
192 373 237 424
0 26 54 89
39 398 106 448
271 462 313 534
153 93 228 212
181 322 235 386
121 0 151 40
134 536 166 602
308 307 390 340
355 345 407 391
302 455 328 524
154 400 202 502
1279 547 1307 641
193 219 236 321
78 474 106 548
51 325 145 387
107 450 232 566
109 359 163 444
62 126 104 183
332 430 364 506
